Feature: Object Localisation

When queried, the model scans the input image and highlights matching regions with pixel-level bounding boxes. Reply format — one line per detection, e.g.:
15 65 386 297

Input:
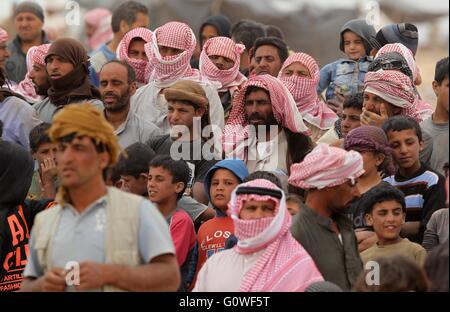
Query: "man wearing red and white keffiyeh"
375 43 433 120
13 44 50 103
131 21 224 134
193 179 323 292
222 74 313 174
362 69 424 126
116 27 153 87
199 36 247 119
278 52 338 142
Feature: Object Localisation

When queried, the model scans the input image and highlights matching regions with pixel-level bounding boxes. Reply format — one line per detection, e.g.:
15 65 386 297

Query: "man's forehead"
255 45 278 56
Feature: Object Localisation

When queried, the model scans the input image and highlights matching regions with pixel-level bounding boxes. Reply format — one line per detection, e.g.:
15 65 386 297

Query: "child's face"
365 200 405 243
209 169 240 212
286 200 300 216
342 107 362 137
387 129 423 171
343 31 366 60
147 166 184 205
33 142 57 165
357 150 384 177
120 174 148 196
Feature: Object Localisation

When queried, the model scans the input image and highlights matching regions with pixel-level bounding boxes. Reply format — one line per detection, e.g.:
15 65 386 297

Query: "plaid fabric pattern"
199 36 246 92
364 70 423 121
227 179 323 292
288 143 364 190
279 53 338 130
149 22 199 84
117 27 153 84
84 8 113 51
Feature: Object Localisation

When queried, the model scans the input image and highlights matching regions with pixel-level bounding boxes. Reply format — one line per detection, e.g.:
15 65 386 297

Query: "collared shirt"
5 31 50 83
24 196 175 291
110 109 161 149
33 97 104 123
290 203 363 290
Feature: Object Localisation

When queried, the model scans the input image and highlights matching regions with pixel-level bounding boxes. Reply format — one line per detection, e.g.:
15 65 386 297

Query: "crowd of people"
0 1 448 292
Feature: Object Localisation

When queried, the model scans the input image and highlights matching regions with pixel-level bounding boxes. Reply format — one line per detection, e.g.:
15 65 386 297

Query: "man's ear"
432 80 439 97
129 81 138 96
99 151 110 171
175 181 185 195
365 213 373 226
195 107 206 118
119 20 130 35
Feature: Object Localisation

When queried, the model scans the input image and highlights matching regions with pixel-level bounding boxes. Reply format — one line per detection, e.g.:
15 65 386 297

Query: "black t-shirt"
0 199 53 292
147 135 219 183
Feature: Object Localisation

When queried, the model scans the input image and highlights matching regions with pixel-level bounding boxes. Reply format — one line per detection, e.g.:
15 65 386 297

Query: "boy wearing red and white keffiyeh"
131 22 224 134
193 179 323 292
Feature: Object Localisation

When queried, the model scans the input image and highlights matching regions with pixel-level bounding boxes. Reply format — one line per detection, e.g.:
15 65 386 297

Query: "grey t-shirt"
420 117 449 176
33 97 104 123
422 208 449 252
24 196 175 290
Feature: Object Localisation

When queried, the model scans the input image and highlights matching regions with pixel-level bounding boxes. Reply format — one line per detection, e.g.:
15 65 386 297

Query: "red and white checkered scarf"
148 22 200 86
0 27 8 43
222 75 311 159
288 143 364 190
228 179 323 291
13 44 50 103
375 43 433 120
117 27 153 84
364 70 423 122
278 53 338 130
84 8 113 51
199 36 246 93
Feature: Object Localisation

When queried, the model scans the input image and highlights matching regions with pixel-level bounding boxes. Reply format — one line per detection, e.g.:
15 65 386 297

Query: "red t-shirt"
170 209 196 267
195 216 234 273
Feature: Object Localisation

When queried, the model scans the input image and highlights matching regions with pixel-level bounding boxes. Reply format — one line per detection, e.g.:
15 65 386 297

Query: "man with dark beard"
99 60 160 148
28 44 51 97
33 38 103 123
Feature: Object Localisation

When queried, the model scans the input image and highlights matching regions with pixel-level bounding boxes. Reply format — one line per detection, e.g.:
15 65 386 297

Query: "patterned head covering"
364 70 423 121
288 143 364 190
14 44 50 103
374 43 433 120
117 27 153 84
84 8 113 51
199 36 246 92
278 53 338 130
344 125 396 175
222 74 311 158
0 27 8 43
228 179 323 291
148 21 199 85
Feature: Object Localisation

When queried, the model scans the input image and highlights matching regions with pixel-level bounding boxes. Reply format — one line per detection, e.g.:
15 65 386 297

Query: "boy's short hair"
243 170 282 189
382 115 423 142
434 56 449 84
231 19 266 52
149 155 191 199
252 36 289 64
111 1 148 33
362 184 406 215
343 92 364 110
354 255 430 292
29 122 52 153
115 143 156 178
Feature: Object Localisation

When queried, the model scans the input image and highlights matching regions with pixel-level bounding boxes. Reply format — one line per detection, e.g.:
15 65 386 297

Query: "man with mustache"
223 74 313 175
99 60 160 148
5 2 50 84
33 38 103 123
